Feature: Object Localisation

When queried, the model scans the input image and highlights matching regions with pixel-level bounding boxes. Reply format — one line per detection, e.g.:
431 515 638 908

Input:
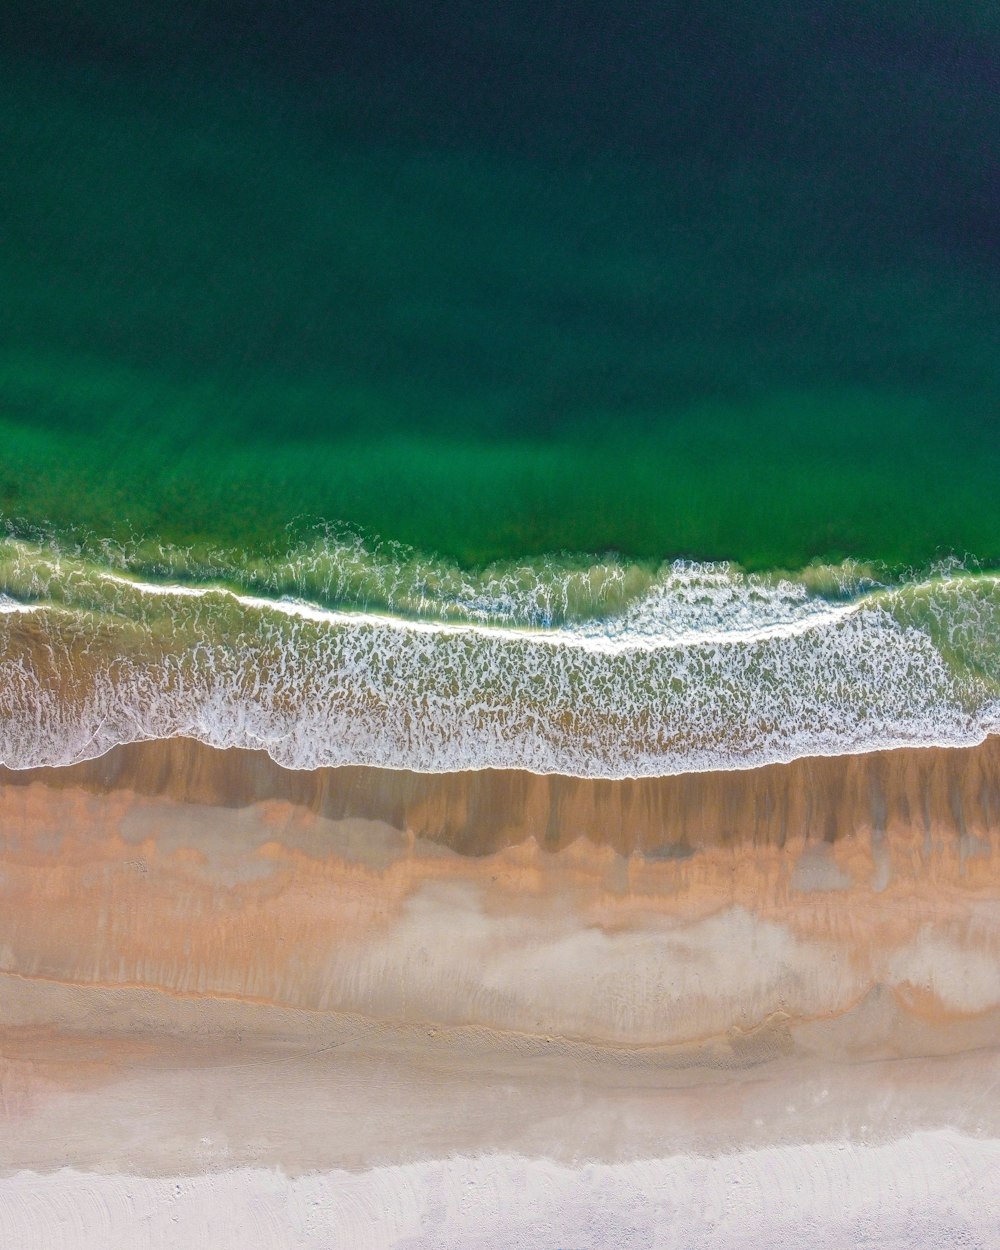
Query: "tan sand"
1 736 999 1219
1 737 999 1047
5 732 1000 857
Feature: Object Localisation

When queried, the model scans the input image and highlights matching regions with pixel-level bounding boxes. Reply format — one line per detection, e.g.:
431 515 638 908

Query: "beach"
3 2 999 1243
2 735 1000 1244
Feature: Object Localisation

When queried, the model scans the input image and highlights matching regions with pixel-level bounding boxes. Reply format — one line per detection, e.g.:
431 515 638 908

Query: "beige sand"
1 736 999 1245
5 732 1000 857
2 737 1000 1049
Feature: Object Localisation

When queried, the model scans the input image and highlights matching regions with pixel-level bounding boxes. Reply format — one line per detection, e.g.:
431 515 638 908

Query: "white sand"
2 1131 997 1250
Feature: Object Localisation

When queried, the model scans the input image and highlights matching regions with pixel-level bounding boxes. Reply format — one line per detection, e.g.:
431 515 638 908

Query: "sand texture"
2 737 999 1245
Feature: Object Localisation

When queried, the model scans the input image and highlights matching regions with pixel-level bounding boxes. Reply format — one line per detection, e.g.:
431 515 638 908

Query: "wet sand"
4 731 1000 857
0 735 999 1043
1 737 999 1244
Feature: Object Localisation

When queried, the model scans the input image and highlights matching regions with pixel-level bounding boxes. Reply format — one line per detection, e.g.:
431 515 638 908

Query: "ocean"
2 2 998 777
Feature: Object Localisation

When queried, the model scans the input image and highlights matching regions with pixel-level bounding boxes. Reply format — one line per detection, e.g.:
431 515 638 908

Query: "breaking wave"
0 533 997 776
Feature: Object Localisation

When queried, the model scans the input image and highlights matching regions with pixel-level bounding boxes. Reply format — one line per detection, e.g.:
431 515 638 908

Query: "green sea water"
2 3 998 571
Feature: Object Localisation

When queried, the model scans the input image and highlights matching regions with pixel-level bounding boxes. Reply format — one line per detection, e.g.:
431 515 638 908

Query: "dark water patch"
1 5 997 565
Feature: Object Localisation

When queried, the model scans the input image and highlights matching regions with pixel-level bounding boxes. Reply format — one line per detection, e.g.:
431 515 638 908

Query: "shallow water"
2 537 997 776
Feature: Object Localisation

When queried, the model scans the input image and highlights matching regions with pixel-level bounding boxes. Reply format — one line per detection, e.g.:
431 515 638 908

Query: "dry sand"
2 1131 998 1249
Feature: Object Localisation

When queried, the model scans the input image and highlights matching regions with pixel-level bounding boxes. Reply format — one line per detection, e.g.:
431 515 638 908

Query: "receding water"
1 537 998 775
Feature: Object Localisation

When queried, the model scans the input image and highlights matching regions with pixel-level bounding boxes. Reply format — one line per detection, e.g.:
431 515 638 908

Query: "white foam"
1 542 998 776
0 594 38 616
96 563 863 652
2 1131 997 1249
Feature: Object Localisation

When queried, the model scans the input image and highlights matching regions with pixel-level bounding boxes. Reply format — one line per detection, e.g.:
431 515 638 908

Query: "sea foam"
0 538 997 776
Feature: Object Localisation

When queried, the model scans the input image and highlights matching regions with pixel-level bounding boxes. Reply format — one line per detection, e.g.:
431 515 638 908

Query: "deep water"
2 2 998 569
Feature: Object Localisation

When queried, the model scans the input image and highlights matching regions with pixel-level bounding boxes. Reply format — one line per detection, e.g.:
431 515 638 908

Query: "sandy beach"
1 735 999 1245
2 735 1000 1044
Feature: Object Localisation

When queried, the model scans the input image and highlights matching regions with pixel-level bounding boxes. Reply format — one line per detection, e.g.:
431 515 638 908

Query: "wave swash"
1 532 998 776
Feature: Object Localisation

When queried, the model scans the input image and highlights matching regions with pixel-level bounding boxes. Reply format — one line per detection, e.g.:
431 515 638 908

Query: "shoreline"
3 542 999 778
4 732 998 857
